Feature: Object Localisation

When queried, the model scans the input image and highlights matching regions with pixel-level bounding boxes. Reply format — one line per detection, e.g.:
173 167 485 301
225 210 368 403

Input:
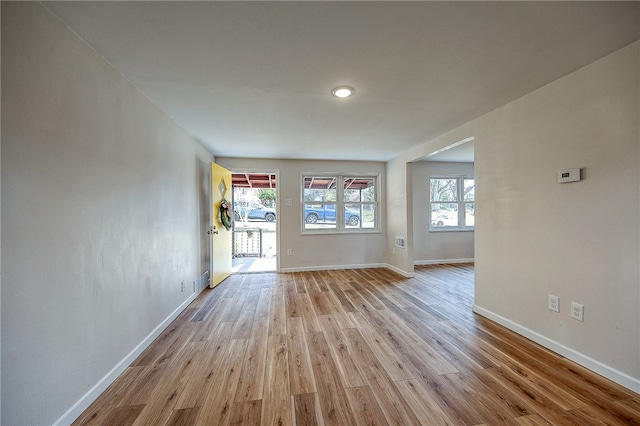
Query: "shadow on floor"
232 256 276 273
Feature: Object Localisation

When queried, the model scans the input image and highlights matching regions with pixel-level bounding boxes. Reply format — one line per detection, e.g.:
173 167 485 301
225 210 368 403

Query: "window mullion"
337 176 344 231
458 178 464 227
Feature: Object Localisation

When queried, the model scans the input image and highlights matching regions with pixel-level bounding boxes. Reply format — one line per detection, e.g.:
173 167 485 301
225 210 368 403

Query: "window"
430 177 474 230
302 175 379 232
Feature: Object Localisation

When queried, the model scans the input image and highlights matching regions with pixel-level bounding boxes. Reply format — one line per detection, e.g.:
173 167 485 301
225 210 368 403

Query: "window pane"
344 203 375 228
303 176 336 202
431 204 458 227
465 203 475 226
360 204 376 228
302 175 379 233
303 203 337 230
431 178 458 202
344 177 376 202
344 204 361 227
464 179 475 202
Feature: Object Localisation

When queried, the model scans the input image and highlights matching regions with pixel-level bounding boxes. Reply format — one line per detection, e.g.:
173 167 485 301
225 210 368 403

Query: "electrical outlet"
571 302 584 321
287 249 292 256
181 280 185 292
548 295 559 312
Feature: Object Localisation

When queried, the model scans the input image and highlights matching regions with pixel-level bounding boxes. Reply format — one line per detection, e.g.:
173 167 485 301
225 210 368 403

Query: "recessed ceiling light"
332 86 355 98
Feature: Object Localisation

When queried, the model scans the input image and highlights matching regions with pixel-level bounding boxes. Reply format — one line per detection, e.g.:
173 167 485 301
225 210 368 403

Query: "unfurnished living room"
2 2 639 425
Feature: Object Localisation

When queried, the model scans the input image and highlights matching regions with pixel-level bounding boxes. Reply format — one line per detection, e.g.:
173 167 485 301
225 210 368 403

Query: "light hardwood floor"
73 264 640 425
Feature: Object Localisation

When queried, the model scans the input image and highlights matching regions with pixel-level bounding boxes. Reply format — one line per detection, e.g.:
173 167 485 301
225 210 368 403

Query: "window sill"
429 228 474 233
302 229 382 236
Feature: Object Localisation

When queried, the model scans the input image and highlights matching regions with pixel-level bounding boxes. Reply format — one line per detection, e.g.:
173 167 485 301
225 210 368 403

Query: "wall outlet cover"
548 295 560 312
571 302 584 321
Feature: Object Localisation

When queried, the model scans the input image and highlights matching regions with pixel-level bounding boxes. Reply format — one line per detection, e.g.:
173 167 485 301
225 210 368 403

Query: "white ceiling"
44 1 640 162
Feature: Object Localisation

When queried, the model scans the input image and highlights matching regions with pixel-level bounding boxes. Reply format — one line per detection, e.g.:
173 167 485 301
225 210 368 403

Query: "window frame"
429 176 475 232
301 173 381 234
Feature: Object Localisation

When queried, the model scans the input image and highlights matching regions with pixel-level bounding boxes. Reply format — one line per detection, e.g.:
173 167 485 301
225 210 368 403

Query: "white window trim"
301 173 381 234
429 175 475 232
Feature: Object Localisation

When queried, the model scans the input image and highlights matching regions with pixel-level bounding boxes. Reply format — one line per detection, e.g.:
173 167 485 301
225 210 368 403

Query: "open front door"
210 163 233 287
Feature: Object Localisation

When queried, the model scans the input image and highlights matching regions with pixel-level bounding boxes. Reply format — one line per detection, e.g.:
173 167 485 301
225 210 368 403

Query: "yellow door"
210 163 233 287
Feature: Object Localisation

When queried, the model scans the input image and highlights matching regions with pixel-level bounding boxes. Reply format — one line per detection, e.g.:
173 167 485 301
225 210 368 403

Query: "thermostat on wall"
556 168 581 183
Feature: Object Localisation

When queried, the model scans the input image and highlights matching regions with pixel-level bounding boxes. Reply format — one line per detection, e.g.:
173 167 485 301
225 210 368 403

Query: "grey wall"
411 161 474 264
472 40 639 389
217 157 387 272
2 3 638 425
1 3 212 424
386 157 413 274
387 40 640 390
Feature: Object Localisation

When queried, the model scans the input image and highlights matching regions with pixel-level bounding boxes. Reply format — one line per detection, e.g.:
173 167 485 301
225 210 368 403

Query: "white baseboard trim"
279 263 416 278
473 305 640 394
53 292 200 426
414 258 474 266
384 263 416 278
280 263 388 273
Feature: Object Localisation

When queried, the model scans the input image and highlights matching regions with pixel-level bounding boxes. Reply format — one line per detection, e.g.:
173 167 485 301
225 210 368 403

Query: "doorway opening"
231 172 277 273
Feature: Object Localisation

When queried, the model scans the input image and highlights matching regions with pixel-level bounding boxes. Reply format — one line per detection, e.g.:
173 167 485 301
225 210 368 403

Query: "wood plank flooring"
72 264 640 425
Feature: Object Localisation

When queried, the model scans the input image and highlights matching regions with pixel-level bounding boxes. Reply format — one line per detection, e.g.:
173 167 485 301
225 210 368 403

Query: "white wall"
412 161 474 264
392 40 640 390
1 3 212 425
2 7 638 426
473 40 639 390
1 3 4 418
386 157 413 275
217 158 387 271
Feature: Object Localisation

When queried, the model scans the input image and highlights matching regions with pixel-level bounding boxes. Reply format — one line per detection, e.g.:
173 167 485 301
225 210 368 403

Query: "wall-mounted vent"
395 236 405 248
198 271 210 293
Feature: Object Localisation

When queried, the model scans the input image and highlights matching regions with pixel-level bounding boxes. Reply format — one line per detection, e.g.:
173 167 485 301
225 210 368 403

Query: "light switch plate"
557 168 581 183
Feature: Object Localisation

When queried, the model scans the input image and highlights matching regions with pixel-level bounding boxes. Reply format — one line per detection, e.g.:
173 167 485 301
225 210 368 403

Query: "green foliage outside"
258 189 276 207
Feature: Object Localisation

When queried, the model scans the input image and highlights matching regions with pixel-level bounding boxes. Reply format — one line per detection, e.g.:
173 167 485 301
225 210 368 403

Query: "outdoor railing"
233 228 276 258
